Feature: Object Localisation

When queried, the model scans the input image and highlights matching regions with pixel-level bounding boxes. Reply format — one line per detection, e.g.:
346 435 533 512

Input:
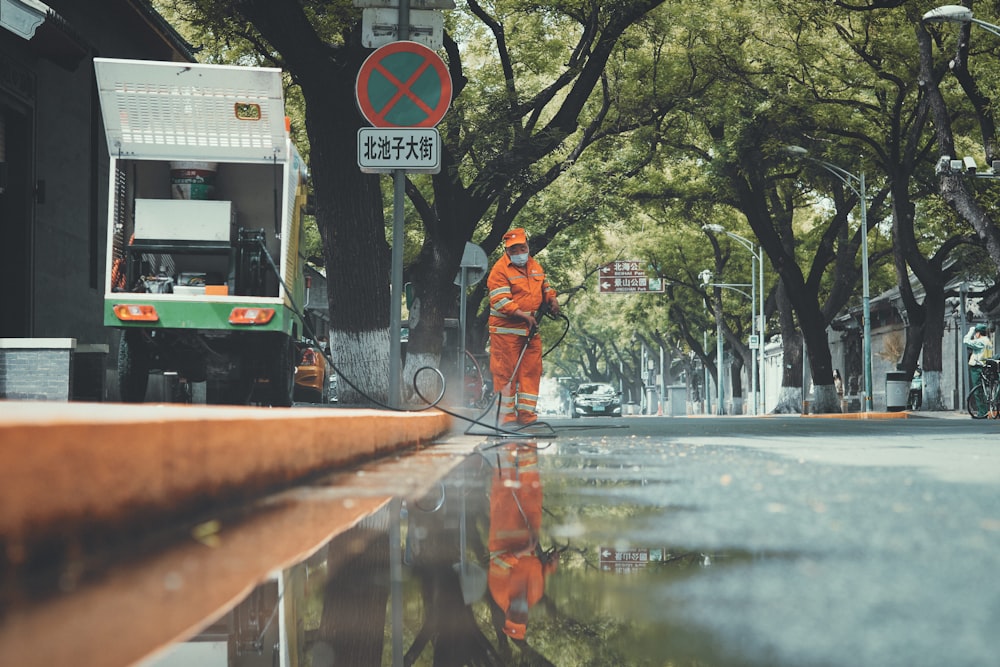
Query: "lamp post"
701 269 754 415
703 224 765 415
786 145 872 412
923 5 1000 37
700 269 725 414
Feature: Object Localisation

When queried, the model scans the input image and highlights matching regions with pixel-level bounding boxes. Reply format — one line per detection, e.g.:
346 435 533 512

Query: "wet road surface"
3 414 999 666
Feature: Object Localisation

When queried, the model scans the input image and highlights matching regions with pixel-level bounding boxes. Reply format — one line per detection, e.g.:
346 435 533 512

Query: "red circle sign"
356 41 453 128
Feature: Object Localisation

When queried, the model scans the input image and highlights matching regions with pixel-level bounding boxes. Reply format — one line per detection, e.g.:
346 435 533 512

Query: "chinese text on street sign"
598 260 664 294
358 128 440 173
599 546 664 572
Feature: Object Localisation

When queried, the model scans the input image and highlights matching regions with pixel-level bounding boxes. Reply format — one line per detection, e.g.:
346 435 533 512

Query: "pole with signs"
385 2 411 410
355 0 452 409
453 243 487 406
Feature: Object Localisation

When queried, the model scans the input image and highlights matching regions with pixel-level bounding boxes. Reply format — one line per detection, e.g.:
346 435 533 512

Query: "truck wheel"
118 330 149 403
268 335 295 407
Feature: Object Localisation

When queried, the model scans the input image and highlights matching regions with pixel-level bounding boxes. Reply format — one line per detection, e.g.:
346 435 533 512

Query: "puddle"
152 441 759 666
3 439 766 666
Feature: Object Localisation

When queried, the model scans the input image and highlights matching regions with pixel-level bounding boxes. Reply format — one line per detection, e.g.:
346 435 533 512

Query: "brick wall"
0 339 75 401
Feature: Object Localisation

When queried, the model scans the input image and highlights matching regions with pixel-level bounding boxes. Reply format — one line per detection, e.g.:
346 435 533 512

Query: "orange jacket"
487 255 557 336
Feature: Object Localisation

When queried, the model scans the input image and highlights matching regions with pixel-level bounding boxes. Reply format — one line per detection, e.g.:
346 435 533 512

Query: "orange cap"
503 227 528 248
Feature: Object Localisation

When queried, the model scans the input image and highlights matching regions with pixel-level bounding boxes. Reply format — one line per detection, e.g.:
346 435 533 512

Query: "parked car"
571 382 622 418
294 342 330 403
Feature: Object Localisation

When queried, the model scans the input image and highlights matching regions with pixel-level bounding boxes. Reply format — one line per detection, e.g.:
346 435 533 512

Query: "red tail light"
113 304 159 322
300 348 317 365
228 307 275 325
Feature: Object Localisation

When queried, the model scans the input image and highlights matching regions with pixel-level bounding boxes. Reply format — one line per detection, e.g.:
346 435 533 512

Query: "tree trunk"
923 369 946 411
235 0 392 405
308 83 392 404
773 282 804 414
402 231 469 406
919 286 949 410
313 513 390 666
729 355 744 414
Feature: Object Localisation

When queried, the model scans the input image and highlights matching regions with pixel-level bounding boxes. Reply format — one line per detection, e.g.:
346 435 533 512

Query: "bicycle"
463 349 496 409
965 358 1000 419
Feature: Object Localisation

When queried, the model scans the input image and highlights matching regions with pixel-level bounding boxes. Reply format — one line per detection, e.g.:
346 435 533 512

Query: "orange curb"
0 402 451 546
802 411 911 419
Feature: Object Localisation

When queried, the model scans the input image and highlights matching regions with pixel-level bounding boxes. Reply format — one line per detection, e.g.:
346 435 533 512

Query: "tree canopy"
154 0 1000 415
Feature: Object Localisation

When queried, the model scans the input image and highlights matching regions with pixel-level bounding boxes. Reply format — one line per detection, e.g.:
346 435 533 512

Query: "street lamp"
703 224 766 415
786 145 872 413
923 5 1000 37
701 268 754 415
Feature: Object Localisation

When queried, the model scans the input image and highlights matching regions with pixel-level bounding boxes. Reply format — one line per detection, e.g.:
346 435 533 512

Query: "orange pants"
490 332 542 424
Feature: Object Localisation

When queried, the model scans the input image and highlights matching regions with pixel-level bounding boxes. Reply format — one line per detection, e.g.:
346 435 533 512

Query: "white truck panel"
94 58 288 162
134 199 233 243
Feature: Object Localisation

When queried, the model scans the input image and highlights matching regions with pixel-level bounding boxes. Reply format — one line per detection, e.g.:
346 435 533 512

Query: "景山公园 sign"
598 260 665 294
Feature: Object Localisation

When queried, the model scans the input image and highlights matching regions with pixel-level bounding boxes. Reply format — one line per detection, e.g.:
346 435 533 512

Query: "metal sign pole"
387 0 411 410
458 267 468 407
389 174 404 409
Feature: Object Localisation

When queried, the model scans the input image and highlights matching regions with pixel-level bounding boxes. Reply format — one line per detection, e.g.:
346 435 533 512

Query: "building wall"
0 0 191 398
758 312 970 414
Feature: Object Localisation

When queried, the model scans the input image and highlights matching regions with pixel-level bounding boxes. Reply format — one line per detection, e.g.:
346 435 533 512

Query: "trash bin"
666 384 687 416
885 372 909 411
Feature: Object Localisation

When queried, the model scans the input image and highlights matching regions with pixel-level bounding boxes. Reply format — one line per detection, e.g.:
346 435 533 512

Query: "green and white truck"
94 57 310 405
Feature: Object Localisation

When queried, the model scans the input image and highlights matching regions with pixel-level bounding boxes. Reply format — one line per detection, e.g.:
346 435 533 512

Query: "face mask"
509 252 529 267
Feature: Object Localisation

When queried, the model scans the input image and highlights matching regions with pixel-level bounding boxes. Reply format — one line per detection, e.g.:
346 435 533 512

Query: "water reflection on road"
145 439 737 667
8 418 1000 666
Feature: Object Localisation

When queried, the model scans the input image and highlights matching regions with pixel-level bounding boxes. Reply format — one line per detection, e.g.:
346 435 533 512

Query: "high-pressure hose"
256 237 571 435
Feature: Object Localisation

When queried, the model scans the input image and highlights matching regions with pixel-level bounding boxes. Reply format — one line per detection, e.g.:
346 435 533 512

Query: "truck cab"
94 58 309 405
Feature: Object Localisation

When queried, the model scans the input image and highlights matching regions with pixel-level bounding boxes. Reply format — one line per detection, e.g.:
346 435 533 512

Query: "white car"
571 383 623 418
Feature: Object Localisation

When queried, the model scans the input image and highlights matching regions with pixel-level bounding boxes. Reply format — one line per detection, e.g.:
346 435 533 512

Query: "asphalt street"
5 410 998 667
498 413 1000 666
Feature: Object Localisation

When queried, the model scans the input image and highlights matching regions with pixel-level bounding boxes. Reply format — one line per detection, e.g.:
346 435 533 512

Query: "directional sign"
599 546 664 572
358 128 440 173
356 41 452 128
598 260 665 294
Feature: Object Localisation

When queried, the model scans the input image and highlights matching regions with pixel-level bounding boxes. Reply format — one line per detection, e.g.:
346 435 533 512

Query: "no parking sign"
355 41 452 128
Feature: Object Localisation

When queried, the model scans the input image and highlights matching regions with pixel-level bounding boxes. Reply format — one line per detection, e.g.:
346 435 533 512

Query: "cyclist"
964 323 994 417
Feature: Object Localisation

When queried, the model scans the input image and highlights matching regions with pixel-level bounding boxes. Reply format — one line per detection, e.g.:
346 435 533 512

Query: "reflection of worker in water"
488 444 558 640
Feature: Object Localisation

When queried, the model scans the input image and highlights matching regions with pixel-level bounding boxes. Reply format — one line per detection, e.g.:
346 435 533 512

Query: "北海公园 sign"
356 40 452 128
598 260 665 293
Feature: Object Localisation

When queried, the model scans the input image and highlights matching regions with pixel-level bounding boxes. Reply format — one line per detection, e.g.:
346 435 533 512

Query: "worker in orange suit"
488 444 558 640
487 227 560 426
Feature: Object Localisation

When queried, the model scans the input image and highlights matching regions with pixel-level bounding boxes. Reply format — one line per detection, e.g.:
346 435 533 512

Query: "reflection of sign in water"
599 546 664 572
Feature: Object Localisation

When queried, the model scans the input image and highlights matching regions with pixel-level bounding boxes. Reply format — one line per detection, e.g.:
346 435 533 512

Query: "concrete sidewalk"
803 409 969 419
0 401 451 549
